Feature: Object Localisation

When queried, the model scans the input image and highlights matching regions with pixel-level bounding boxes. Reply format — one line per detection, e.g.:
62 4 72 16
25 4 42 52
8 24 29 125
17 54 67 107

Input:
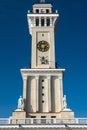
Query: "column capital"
47 75 51 80
23 75 27 80
35 75 39 80
58 74 63 80
58 76 62 80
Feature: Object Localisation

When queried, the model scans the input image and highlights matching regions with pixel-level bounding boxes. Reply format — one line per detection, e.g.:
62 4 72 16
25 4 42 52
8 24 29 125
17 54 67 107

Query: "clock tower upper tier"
27 1 59 69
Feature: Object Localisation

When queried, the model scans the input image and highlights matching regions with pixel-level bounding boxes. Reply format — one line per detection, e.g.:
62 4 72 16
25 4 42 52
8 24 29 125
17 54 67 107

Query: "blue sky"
0 0 87 118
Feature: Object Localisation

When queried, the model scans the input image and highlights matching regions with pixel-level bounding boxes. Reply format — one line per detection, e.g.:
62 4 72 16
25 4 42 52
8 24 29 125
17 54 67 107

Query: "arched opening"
41 18 44 26
47 18 50 26
36 18 39 26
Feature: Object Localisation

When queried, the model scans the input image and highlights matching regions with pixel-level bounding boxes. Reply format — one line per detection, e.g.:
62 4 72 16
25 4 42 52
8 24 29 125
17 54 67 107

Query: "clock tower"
12 0 74 120
27 1 58 69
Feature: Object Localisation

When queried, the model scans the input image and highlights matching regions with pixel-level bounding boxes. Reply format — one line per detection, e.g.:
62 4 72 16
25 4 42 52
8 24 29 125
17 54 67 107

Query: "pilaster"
47 75 51 112
59 74 63 111
35 75 39 112
23 75 27 110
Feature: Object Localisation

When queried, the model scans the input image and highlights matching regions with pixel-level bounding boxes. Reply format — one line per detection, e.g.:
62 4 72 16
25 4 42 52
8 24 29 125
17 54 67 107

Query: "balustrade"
0 118 87 125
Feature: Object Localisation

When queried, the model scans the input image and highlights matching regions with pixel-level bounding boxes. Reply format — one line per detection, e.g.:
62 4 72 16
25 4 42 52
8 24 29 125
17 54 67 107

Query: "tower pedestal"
11 110 26 124
59 108 74 119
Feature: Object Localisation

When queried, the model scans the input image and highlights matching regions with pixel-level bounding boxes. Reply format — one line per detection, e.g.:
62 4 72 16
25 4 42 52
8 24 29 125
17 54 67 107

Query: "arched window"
36 18 39 26
47 18 50 26
41 18 44 26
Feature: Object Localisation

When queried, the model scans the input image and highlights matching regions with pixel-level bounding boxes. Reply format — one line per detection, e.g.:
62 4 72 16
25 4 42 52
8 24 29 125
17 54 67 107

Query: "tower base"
27 110 74 119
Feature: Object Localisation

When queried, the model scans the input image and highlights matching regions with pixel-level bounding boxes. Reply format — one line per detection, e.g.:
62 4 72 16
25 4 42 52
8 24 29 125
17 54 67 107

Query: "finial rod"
40 0 45 3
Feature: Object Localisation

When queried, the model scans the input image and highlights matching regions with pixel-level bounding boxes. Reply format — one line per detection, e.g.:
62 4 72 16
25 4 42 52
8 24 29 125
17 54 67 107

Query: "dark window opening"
31 116 36 118
46 9 49 13
36 9 39 13
51 116 56 118
41 116 46 118
42 80 44 82
36 18 39 26
41 18 44 26
42 93 44 96
42 34 44 37
47 18 50 26
42 100 44 103
42 86 44 89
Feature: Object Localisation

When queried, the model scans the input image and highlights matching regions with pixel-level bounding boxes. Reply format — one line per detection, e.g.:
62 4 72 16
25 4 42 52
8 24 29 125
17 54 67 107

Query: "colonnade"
22 75 63 113
32 17 55 27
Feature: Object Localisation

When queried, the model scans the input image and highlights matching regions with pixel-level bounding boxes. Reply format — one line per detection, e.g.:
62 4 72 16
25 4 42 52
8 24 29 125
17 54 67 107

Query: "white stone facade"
12 0 74 120
21 69 64 113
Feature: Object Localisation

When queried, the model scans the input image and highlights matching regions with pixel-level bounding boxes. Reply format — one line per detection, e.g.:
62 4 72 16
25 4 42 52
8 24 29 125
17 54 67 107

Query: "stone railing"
0 118 87 125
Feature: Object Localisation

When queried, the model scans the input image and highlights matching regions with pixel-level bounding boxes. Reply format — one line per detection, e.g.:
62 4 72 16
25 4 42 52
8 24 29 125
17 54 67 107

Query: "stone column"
44 17 47 27
23 75 27 110
47 75 51 112
33 17 36 27
39 17 41 26
50 17 52 26
35 75 39 112
59 74 63 111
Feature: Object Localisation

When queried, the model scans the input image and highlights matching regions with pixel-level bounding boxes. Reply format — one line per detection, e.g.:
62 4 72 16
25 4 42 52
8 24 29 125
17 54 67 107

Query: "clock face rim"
37 40 49 52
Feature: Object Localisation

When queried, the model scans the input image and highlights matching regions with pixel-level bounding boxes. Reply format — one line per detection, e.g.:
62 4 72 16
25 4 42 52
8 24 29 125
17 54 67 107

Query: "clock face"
37 41 49 52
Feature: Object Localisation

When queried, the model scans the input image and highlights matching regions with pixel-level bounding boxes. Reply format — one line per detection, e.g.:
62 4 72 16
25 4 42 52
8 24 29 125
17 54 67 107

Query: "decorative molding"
21 69 65 78
27 14 59 17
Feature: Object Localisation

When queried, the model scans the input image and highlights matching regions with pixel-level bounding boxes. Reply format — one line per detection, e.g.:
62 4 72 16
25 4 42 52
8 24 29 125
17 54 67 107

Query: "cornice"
20 69 65 77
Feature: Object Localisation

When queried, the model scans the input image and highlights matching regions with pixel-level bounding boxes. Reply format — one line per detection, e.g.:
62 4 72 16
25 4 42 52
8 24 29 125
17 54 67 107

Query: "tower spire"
40 0 45 3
